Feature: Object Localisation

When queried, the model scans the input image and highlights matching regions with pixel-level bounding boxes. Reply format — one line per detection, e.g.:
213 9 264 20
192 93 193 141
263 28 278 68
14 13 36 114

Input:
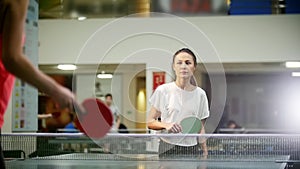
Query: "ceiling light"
57 64 77 70
292 72 300 77
78 16 86 21
97 73 113 79
285 61 300 68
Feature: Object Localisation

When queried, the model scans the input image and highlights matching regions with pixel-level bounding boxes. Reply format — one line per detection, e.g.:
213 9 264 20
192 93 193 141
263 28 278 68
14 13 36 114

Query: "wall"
38 15 300 64
218 74 300 131
76 74 126 123
75 64 146 130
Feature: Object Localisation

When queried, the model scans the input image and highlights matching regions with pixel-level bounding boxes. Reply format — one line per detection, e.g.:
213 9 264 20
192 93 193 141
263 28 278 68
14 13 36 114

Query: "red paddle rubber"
74 98 113 139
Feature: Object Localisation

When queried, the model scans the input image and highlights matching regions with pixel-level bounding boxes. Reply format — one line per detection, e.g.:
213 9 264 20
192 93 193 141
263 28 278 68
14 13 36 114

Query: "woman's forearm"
147 119 168 130
3 54 61 97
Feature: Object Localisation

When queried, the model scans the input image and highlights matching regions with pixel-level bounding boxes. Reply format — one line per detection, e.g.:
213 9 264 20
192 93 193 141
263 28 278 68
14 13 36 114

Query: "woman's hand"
50 85 75 111
165 123 182 133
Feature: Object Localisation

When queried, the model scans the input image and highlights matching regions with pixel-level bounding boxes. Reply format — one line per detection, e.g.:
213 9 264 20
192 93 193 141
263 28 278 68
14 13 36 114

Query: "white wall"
39 15 300 64
222 74 300 130
76 74 123 108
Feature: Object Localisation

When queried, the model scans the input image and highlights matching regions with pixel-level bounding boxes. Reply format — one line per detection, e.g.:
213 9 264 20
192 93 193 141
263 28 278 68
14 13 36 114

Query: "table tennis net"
1 133 299 161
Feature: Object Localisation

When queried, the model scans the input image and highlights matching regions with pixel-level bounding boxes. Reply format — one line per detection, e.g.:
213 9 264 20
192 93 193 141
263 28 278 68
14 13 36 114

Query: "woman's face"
173 52 196 79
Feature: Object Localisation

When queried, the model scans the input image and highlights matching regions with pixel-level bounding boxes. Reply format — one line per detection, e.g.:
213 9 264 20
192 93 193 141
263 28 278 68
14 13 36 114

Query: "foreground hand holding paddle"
165 116 202 134
72 98 113 139
165 123 182 133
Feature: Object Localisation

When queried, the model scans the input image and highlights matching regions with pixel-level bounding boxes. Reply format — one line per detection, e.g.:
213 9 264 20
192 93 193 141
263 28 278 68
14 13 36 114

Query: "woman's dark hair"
172 48 197 66
172 48 198 86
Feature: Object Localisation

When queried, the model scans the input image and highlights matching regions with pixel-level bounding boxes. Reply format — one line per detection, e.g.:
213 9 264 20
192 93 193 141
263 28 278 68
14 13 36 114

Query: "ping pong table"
5 153 290 169
2 133 300 169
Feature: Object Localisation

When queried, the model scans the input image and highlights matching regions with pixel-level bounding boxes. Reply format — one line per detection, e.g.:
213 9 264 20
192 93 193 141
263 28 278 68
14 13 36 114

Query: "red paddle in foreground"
73 98 113 139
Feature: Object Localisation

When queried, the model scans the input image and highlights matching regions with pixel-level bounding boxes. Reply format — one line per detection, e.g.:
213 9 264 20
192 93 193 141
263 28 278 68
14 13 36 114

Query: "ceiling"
38 0 294 19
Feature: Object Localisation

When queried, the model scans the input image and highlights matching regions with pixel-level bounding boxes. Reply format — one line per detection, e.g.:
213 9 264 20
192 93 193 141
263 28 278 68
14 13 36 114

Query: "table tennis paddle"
73 98 113 139
180 116 202 134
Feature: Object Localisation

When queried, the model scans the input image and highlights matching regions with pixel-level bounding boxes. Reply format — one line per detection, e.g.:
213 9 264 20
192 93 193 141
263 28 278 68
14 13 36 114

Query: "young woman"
147 48 209 158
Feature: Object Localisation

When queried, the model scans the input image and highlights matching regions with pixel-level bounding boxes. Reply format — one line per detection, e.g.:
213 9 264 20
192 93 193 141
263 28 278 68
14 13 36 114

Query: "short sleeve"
149 86 164 112
198 90 210 120
114 106 120 116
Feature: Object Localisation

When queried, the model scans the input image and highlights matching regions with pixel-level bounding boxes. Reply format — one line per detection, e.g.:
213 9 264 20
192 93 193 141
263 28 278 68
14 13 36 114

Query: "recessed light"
97 73 113 79
57 64 77 70
78 16 86 21
285 61 300 68
292 72 300 77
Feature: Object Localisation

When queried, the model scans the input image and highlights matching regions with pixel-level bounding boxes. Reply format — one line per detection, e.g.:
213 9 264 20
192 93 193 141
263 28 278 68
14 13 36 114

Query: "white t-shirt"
149 82 209 146
109 105 120 132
